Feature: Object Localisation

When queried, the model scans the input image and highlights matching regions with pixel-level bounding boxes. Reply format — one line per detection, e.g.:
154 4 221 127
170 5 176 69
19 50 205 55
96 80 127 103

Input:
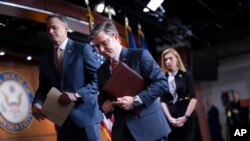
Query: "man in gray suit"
32 14 103 141
89 22 171 141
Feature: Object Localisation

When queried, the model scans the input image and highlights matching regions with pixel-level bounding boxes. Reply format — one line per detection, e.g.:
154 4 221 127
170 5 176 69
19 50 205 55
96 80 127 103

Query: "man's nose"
98 46 105 53
48 28 54 34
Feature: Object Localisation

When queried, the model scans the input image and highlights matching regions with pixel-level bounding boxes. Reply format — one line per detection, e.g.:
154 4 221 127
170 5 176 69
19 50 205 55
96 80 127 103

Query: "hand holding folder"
102 62 146 98
41 87 75 126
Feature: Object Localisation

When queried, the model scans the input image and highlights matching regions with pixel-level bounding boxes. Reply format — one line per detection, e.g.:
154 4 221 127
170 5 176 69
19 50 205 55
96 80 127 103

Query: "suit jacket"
33 38 103 128
97 47 171 141
161 70 196 104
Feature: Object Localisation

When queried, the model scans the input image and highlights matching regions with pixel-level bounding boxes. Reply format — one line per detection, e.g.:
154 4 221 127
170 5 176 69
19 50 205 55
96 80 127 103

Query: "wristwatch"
74 93 81 99
133 96 143 107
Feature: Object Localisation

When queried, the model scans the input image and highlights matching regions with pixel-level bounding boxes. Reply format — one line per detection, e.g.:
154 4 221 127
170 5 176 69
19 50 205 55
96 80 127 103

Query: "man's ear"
113 33 121 43
65 26 69 33
113 33 119 39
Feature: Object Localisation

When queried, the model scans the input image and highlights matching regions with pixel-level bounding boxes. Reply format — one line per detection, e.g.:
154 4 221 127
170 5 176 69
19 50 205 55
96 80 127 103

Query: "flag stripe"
100 114 113 141
101 126 112 141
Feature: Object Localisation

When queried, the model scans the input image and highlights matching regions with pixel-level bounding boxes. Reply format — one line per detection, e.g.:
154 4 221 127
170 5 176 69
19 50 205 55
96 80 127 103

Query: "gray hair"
46 14 69 28
89 22 118 41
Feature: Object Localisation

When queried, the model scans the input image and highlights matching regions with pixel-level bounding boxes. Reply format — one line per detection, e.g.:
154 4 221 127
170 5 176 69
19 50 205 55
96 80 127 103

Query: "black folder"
102 62 146 98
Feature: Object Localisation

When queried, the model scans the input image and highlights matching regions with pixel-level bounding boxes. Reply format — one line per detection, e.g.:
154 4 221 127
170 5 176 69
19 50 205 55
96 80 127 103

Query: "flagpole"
85 0 94 31
138 23 144 38
137 23 148 49
125 17 130 47
137 23 142 48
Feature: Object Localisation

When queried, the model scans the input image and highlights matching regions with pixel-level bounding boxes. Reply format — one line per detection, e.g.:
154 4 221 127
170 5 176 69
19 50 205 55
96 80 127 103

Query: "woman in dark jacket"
160 48 202 141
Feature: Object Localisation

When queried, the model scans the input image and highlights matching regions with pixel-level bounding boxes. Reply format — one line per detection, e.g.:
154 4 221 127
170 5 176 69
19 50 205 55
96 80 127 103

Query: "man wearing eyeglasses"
89 22 171 141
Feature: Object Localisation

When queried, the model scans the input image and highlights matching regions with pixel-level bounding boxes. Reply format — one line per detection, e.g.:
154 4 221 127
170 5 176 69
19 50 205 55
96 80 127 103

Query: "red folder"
102 62 146 98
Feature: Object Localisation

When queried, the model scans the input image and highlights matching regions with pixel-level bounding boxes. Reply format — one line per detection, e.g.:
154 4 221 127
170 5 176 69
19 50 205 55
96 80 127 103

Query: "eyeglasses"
94 38 110 49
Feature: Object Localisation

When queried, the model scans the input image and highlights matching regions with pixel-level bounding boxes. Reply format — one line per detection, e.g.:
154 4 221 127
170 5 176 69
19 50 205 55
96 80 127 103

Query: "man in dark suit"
89 22 171 141
31 14 103 141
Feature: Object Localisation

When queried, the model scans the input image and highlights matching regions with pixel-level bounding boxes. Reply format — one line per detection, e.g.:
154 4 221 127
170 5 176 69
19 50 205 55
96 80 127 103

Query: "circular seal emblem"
0 71 33 133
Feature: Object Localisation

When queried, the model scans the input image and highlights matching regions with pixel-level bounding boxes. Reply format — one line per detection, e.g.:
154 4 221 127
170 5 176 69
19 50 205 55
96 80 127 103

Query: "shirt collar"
112 46 122 62
168 69 179 77
57 38 68 51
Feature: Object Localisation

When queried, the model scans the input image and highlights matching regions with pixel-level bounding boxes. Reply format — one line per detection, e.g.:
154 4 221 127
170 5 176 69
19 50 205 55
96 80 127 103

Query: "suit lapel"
119 47 129 64
48 50 58 76
101 61 113 86
44 51 60 86
174 70 184 90
61 39 74 79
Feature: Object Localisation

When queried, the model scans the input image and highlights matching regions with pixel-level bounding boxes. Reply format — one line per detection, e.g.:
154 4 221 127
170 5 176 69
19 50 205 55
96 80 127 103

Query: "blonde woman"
160 48 201 141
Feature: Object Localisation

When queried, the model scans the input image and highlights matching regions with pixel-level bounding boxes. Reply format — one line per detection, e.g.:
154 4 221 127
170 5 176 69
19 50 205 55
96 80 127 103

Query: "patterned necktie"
56 47 63 74
168 74 178 104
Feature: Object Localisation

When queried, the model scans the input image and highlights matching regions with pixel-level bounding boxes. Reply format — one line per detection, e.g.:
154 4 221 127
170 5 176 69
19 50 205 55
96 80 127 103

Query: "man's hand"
32 103 46 121
115 96 134 110
58 91 77 106
102 100 115 114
